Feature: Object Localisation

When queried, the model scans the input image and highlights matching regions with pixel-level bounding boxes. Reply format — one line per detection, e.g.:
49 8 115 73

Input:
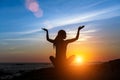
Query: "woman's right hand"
42 28 48 32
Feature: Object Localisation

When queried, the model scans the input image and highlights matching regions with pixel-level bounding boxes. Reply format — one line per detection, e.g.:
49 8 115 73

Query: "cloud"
80 0 107 10
78 36 92 41
25 0 43 17
41 5 120 29
68 29 98 34
15 28 42 34
0 42 8 45
1 5 120 36
42 20 55 29
0 28 42 35
64 6 120 25
9 47 16 50
81 29 98 34
3 38 41 41
67 28 98 42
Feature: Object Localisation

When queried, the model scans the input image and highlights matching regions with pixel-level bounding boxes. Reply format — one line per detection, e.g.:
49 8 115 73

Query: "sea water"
0 63 52 80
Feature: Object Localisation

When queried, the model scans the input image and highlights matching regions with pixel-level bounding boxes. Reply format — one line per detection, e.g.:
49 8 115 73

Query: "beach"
1 59 120 80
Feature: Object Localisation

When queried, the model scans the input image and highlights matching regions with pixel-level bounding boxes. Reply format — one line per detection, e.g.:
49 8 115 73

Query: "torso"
55 40 68 60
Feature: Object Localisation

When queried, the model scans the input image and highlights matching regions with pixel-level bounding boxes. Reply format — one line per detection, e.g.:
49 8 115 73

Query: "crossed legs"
49 55 75 68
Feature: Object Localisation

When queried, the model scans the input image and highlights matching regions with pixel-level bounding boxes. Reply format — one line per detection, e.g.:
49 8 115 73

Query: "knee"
68 55 75 62
70 55 75 59
49 56 54 60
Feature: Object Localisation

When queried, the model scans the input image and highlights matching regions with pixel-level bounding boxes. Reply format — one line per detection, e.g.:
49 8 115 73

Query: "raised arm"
66 26 84 43
42 28 54 43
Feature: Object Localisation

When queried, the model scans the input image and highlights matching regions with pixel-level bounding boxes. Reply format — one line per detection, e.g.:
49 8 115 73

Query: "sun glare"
74 56 83 64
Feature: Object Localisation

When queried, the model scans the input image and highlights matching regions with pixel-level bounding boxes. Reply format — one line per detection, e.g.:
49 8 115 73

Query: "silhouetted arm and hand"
42 28 54 43
66 25 85 43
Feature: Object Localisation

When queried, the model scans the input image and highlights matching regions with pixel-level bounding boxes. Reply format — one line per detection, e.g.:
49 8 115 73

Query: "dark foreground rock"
11 59 120 80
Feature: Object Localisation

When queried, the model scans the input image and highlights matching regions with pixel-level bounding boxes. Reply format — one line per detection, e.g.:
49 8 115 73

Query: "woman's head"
53 30 66 47
57 30 66 39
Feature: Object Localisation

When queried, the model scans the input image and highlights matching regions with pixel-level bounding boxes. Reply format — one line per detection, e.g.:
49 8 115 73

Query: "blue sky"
0 0 120 62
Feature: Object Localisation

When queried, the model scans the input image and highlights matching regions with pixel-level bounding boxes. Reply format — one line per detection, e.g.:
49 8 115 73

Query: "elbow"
75 36 79 40
74 38 78 41
75 38 78 41
47 38 49 41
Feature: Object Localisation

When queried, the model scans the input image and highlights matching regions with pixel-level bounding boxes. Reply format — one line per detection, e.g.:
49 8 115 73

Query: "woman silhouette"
42 26 84 67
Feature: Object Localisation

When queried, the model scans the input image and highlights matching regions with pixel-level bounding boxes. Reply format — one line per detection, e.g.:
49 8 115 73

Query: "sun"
74 56 83 64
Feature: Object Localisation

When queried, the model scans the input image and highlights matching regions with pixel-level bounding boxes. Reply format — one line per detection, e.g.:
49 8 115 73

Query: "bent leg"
49 56 55 66
67 55 75 64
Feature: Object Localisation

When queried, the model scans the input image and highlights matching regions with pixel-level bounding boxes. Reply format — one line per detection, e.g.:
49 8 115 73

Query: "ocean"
0 63 52 80
0 62 102 80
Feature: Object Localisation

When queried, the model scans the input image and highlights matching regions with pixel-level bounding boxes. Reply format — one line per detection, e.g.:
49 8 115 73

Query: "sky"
0 0 120 63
